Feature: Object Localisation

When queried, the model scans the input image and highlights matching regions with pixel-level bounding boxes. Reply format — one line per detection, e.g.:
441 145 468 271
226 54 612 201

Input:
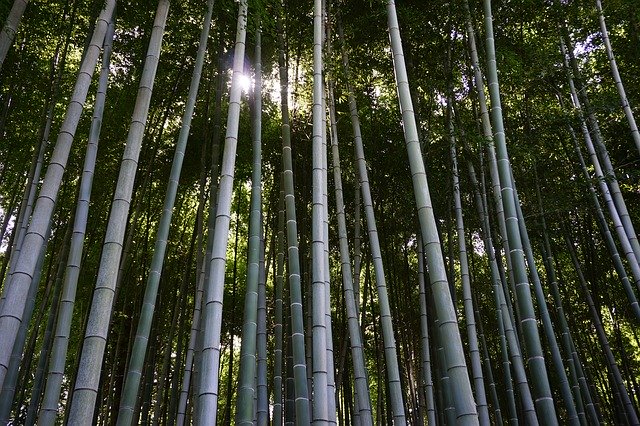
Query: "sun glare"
238 73 252 94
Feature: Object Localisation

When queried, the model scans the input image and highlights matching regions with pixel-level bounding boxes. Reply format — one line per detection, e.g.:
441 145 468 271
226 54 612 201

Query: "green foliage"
0 0 639 423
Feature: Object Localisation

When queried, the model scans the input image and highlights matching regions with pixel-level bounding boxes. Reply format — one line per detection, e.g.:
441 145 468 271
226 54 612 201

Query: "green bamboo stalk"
416 236 436 426
256 228 268 425
512 176 578 424
37 15 115 424
386 1 477 423
67 2 169 422
312 0 329 421
273 180 285 426
482 0 557 421
595 0 640 155
462 0 519 318
338 12 406 424
0 0 116 392
560 24 640 265
327 72 373 426
24 230 68 425
116 1 214 423
196 1 248 422
0 204 58 424
564 232 639 425
236 23 263 425
0 0 29 70
176 50 225 426
276 2 311 421
467 155 525 425
447 105 489 425
560 40 640 294
536 185 594 425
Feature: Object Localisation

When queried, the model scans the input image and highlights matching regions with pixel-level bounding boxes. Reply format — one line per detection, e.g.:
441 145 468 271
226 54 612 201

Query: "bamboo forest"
2 0 640 424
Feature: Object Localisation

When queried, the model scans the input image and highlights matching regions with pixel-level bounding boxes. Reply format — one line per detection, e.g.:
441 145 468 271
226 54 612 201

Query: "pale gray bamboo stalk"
257 229 268 425
447 106 489 425
0 0 29 70
322 10 336 423
2 9 72 306
483 0 557 421
176 204 208 426
0 216 55 424
272 181 285 426
67 2 169 422
327 76 373 426
561 40 640 292
276 3 311 421
416 236 436 426
311 0 329 421
236 24 263 425
177 55 225 426
561 26 640 264
0 0 116 392
24 224 72 425
338 13 406 425
196 1 248 422
37 15 116 425
386 1 476 423
595 0 640 155
116 2 214 423
462 0 519 315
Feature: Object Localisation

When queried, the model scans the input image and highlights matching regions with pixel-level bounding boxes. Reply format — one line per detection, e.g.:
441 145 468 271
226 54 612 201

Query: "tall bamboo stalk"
37 14 116 425
595 0 640 155
236 23 263 425
0 0 29 70
117 2 214 423
447 104 489 425
196 1 248 422
338 13 406 424
386 1 477 423
276 3 311 421
482 0 557 421
0 0 116 391
67 2 169 422
311 0 329 421
327 69 373 426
